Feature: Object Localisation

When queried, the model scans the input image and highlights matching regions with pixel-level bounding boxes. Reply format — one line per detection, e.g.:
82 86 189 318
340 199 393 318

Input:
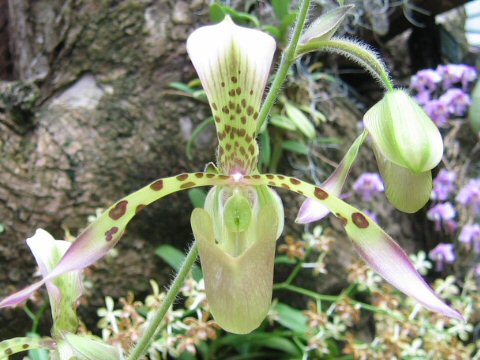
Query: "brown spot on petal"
268 181 275 186
290 178 301 185
5 348 13 355
266 174 274 179
247 106 254 116
314 187 328 200
109 200 128 220
194 172 204 178
215 116 221 123
176 173 189 181
277 175 285 180
281 183 290 190
105 227 119 242
352 212 369 228
212 103 218 110
231 76 238 83
206 173 215 178
241 116 247 124
180 181 196 189
236 87 242 95
150 179 164 191
22 344 29 349
228 89 235 96
135 205 146 214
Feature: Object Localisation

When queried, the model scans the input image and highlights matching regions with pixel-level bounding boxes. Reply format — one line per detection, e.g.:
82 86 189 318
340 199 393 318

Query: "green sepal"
364 90 443 174
192 203 278 334
0 337 55 359
62 333 120 360
299 5 354 44
374 145 432 213
224 192 253 233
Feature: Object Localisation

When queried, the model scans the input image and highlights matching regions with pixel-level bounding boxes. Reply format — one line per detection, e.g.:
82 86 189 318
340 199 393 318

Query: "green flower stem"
284 247 315 285
297 38 394 92
274 283 404 321
127 243 199 360
256 0 311 132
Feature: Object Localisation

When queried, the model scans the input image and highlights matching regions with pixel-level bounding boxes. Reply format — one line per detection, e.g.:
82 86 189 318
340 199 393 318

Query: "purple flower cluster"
429 243 456 271
431 169 456 201
410 64 477 127
459 224 480 253
427 202 457 233
352 173 384 202
457 179 480 214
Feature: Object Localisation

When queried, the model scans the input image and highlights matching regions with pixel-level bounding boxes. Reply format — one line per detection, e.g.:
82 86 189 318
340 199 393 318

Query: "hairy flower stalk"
0 5 463 359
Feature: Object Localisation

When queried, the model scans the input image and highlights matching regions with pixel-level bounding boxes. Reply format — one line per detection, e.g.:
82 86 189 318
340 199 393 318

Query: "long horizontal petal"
0 173 235 308
296 130 367 223
242 174 463 320
0 337 56 358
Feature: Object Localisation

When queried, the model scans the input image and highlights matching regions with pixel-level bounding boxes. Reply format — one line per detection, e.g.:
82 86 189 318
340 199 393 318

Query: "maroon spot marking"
229 132 235 139
109 200 128 220
228 89 235 96
290 178 301 185
105 227 119 242
244 175 251 179
150 179 164 191
247 106 254 116
194 172 204 178
266 174 274 179
219 147 224 156
336 213 348 227
176 173 189 181
226 143 232 151
237 129 246 137
225 125 231 133
22 344 29 349
212 103 218 110
277 175 285 180
268 181 275 186
218 132 225 140
253 112 258 120
298 190 304 195
248 144 255 155
245 134 252 143
250 90 253 95
5 348 13 355
215 116 221 123
239 146 246 155
241 99 247 108
221 82 225 87
228 101 235 110
236 104 242 114
219 175 229 179
241 116 247 124
231 76 238 83
314 187 328 200
135 205 146 214
180 181 196 189
236 87 242 95
222 106 229 114
281 184 290 190
352 212 369 228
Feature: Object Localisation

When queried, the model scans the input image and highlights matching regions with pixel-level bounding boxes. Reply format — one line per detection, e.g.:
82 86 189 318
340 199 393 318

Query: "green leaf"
284 102 316 139
273 303 308 334
0 224 4 234
169 82 195 94
209 3 225 23
218 332 301 356
469 80 480 133
259 130 271 166
281 140 309 155
63 333 120 360
222 8 260 27
272 0 291 20
269 114 297 131
261 25 281 40
155 245 202 281
188 188 207 208
186 117 214 160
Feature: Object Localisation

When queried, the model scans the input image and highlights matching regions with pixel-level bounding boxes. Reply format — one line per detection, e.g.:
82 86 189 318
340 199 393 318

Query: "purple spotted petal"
350 224 463 320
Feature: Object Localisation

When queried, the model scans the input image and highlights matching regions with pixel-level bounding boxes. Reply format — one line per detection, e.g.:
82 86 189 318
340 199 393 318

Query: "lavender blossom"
429 243 456 271
352 173 384 201
432 169 456 201
437 64 477 90
410 69 442 100
459 224 480 253
457 179 480 214
427 202 456 232
439 88 471 117
423 100 450 127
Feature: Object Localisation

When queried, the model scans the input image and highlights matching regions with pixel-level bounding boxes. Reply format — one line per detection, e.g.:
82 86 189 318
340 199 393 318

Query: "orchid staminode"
0 13 462 341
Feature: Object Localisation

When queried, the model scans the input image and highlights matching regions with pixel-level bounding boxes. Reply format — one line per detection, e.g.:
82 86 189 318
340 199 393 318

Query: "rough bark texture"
0 0 216 337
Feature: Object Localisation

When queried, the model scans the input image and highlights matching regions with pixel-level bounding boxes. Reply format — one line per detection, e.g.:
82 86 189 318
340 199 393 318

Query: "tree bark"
0 0 215 337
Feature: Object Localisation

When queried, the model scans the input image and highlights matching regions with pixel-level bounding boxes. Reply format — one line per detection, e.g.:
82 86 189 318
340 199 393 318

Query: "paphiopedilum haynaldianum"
0 15 462 336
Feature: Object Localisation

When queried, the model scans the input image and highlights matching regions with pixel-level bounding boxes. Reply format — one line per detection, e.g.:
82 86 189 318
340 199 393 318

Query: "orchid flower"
0 229 120 359
0 14 462 340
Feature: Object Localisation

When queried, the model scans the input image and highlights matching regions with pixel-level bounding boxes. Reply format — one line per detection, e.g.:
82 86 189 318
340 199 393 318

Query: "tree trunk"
0 0 214 337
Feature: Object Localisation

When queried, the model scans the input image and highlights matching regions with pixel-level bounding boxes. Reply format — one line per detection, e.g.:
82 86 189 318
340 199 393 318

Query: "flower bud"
364 90 443 174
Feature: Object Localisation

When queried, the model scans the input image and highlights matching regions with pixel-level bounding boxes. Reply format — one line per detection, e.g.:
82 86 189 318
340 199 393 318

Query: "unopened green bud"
364 90 443 174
